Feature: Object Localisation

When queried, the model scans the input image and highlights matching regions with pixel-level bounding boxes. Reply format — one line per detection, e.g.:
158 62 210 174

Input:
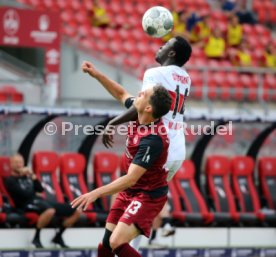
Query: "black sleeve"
4 177 33 199
33 179 44 192
132 134 163 169
124 97 135 109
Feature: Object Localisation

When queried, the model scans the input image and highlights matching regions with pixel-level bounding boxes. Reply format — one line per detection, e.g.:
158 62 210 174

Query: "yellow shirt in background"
227 24 243 46
204 36 225 58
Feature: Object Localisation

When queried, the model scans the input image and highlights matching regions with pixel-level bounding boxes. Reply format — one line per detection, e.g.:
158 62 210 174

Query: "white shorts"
165 160 184 181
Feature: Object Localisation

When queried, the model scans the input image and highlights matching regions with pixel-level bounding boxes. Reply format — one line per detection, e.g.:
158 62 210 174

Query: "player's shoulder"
144 66 163 75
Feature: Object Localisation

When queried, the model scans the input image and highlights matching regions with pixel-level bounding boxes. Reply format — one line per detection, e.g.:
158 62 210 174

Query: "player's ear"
145 105 152 114
168 50 176 58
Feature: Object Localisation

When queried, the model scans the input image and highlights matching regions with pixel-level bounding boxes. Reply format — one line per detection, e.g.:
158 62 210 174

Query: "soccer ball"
142 6 174 38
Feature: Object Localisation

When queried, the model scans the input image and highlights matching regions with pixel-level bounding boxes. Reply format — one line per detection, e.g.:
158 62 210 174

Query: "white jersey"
142 65 191 165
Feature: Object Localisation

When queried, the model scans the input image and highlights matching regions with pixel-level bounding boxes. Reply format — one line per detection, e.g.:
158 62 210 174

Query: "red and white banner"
0 7 61 105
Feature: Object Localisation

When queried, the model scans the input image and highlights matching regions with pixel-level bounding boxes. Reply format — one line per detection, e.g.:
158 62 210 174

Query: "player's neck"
137 113 157 125
161 60 176 66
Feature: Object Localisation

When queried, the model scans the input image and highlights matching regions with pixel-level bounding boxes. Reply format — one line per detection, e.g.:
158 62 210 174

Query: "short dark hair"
149 85 172 119
173 36 192 66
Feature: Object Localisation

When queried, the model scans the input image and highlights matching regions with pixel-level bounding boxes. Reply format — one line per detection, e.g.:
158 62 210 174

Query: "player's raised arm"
82 60 131 104
102 106 138 148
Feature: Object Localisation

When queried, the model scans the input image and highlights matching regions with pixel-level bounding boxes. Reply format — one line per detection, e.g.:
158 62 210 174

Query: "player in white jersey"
81 36 192 248
142 64 191 181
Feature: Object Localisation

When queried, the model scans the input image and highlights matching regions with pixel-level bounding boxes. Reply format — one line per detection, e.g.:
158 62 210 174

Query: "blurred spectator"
227 14 243 47
230 39 252 66
4 154 81 248
186 11 201 31
221 0 237 12
162 11 191 42
260 45 276 68
190 15 211 44
204 27 226 59
235 1 257 25
90 0 110 28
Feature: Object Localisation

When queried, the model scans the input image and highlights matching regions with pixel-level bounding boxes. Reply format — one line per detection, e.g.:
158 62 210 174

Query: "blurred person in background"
162 10 191 43
259 44 276 68
230 39 252 67
227 14 243 47
162 0 192 42
4 154 81 248
190 15 211 45
90 0 110 28
203 26 226 59
234 1 257 25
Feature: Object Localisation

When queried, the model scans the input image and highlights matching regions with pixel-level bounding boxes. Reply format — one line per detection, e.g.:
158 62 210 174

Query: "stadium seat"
0 156 38 227
206 156 239 225
258 157 276 210
32 151 64 203
59 153 107 225
93 152 120 212
0 86 24 104
170 160 213 226
188 70 203 100
231 156 276 226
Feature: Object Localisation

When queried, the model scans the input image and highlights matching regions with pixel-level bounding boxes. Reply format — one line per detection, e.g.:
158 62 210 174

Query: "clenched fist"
81 61 99 78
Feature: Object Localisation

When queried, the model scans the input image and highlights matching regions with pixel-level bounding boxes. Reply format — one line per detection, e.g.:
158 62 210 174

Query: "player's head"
155 36 192 67
10 154 24 174
134 85 172 119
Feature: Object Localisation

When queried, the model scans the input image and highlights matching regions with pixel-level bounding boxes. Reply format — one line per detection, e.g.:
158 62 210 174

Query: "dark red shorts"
106 191 167 237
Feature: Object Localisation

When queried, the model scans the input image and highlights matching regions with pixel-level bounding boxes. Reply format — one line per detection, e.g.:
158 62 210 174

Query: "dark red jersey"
123 119 169 194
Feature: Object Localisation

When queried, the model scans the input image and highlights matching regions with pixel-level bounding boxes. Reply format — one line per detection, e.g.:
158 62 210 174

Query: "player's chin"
155 54 161 64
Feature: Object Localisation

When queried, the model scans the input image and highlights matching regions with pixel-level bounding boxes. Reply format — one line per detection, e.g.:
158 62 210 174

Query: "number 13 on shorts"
125 200 142 215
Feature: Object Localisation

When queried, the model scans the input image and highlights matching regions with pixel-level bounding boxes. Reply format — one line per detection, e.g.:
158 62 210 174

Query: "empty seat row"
169 156 276 227
188 70 276 101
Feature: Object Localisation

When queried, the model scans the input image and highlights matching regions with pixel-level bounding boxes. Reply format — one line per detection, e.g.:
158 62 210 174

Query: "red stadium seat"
93 152 120 211
59 153 107 225
0 86 24 104
258 157 276 210
171 160 213 225
0 156 38 226
32 151 64 203
231 156 276 225
189 70 203 100
206 156 239 224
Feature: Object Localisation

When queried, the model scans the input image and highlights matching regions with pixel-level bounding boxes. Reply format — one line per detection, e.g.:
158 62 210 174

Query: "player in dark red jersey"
71 85 172 257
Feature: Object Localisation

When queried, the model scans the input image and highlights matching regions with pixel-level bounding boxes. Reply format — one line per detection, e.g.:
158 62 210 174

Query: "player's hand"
81 61 98 77
71 191 98 211
102 124 115 148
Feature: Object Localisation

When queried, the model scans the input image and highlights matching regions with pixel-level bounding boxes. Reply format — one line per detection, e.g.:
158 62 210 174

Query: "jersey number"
169 86 188 119
126 200 142 215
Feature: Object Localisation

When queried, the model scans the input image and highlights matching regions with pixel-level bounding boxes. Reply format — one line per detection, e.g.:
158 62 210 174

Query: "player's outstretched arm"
82 61 132 104
70 163 146 211
102 106 138 148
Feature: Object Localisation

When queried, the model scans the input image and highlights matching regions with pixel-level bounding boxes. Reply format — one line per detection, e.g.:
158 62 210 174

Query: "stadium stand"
15 0 276 103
